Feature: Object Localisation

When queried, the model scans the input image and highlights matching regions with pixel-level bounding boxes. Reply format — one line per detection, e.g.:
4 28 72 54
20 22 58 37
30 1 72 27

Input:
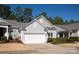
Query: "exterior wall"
37 16 66 32
70 31 79 37
21 21 48 44
78 30 79 37
53 25 66 32
48 30 57 38
37 17 52 27
52 31 57 38
11 29 20 39
21 31 25 42
25 21 46 33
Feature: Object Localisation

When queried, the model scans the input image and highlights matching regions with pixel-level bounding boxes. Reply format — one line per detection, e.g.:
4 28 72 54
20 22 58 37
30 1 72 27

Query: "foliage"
48 17 54 24
8 12 17 20
69 37 79 41
47 38 53 42
1 36 7 43
52 37 63 44
15 7 33 22
37 12 79 25
0 5 79 24
39 12 48 17
69 19 75 24
23 8 33 22
49 37 79 44
53 16 64 25
0 4 11 19
9 36 13 40
15 6 23 22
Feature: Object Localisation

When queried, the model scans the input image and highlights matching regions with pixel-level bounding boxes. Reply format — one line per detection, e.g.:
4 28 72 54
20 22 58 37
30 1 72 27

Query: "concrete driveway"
0 43 38 54
28 43 79 54
0 43 79 54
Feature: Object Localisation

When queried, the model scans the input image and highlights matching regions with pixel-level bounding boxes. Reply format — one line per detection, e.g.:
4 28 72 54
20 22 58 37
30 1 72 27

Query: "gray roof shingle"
0 22 9 26
6 20 27 29
58 23 79 31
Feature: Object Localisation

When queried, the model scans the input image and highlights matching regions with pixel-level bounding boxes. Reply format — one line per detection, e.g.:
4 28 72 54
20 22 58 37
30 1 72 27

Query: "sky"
7 4 79 21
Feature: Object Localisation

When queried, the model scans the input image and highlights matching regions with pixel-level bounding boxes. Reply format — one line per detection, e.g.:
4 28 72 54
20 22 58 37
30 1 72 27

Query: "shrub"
52 37 63 44
49 37 79 44
1 36 7 43
63 37 68 42
62 37 72 43
69 37 79 41
9 36 13 40
47 38 53 42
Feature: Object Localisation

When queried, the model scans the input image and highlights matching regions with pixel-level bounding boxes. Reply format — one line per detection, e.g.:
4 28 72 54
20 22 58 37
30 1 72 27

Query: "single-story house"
58 23 79 37
0 15 79 44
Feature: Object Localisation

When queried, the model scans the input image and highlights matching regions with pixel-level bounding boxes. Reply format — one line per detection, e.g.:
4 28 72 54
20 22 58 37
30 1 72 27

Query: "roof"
0 18 9 26
46 27 56 30
36 15 53 27
0 22 9 26
58 23 79 31
6 20 27 29
21 15 53 29
20 15 66 31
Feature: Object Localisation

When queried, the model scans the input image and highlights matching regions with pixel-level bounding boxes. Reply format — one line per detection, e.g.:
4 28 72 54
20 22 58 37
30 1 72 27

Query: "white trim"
0 26 9 39
0 18 9 25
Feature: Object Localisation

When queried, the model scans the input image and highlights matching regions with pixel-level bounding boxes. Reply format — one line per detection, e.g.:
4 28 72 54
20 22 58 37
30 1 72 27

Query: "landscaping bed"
48 37 79 44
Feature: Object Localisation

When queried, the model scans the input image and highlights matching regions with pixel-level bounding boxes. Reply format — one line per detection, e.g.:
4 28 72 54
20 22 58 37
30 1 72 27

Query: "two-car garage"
20 21 48 44
20 16 53 44
22 33 47 44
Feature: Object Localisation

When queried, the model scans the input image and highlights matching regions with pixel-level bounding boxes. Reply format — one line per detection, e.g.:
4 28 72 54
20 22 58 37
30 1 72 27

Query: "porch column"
5 27 9 40
77 31 79 37
57 34 59 37
52 31 57 38
68 32 70 38
63 33 65 38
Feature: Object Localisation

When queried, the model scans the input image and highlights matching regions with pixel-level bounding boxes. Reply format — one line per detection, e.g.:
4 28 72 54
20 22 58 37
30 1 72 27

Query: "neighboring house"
6 20 26 39
58 23 79 37
0 18 10 40
0 15 79 44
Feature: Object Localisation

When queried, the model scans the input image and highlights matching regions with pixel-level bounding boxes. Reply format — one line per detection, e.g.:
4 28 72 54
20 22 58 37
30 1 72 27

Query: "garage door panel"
24 34 47 44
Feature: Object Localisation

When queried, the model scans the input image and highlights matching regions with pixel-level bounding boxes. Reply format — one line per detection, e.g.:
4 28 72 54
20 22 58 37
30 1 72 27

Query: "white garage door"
23 34 47 44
